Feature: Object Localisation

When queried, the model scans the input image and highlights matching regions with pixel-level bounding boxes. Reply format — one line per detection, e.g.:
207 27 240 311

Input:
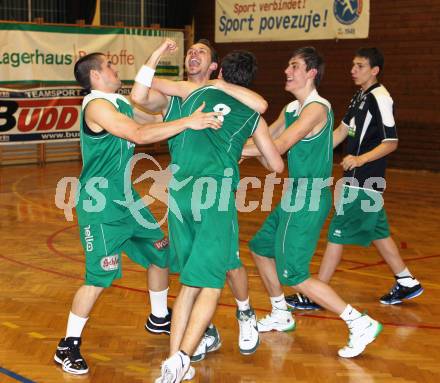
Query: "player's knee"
250 250 262 261
226 266 242 278
205 287 222 300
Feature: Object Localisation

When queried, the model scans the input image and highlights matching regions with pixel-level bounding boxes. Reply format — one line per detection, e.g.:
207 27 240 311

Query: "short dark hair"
292 46 325 87
355 47 384 74
74 52 104 92
195 39 218 64
220 50 257 87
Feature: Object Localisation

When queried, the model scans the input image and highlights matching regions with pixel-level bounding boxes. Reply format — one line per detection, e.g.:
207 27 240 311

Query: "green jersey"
163 95 183 154
174 85 260 187
76 90 138 225
285 89 334 184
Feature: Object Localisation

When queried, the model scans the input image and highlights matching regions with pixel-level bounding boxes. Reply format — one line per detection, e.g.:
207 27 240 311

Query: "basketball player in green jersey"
243 47 383 358
152 50 283 383
53 52 222 375
131 39 267 359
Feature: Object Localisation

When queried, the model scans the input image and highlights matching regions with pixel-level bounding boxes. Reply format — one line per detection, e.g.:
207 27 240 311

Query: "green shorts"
249 188 331 286
328 186 390 247
79 207 169 287
168 177 241 289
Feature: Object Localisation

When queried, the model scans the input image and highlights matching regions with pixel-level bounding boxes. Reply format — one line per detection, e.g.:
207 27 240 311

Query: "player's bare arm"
275 103 327 155
130 39 177 113
241 108 286 158
251 118 284 173
268 107 287 139
208 78 268 114
85 99 222 145
333 122 349 148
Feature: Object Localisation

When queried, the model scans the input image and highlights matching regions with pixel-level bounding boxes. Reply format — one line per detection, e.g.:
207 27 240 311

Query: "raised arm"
130 39 176 113
138 38 197 99
85 99 222 145
209 78 268 114
251 118 284 173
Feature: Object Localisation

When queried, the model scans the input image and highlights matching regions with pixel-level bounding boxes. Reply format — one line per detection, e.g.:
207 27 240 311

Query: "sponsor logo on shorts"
84 225 94 252
101 254 119 271
283 269 289 278
154 238 169 250
333 229 342 237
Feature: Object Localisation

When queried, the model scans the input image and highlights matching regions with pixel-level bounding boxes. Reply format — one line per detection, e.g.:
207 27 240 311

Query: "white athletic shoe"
257 308 295 332
191 325 222 362
155 351 195 383
237 308 260 355
338 314 383 358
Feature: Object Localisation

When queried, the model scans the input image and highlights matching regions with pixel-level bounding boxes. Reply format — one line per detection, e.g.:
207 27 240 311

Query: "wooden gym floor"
0 154 439 382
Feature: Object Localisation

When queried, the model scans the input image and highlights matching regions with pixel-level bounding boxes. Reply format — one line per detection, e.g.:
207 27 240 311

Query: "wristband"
135 65 155 87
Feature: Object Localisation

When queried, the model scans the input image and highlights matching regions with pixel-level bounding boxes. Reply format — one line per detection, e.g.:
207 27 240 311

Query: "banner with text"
0 86 134 145
215 0 369 42
0 23 184 85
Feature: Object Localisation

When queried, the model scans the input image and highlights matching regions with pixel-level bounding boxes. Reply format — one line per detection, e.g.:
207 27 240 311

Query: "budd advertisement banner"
215 0 369 42
0 86 133 145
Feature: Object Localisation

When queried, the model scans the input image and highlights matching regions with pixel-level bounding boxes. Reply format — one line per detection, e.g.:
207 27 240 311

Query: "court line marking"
12 173 62 215
0 367 36 383
1 253 439 331
47 224 440 287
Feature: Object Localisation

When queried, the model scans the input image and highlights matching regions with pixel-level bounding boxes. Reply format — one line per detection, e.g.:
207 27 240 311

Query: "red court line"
0 254 167 296
347 254 440 271
240 239 372 266
2 253 439 331
313 252 371 266
347 260 387 271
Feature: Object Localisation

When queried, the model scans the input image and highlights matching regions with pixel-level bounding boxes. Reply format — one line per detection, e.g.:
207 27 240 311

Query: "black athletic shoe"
54 337 89 375
145 308 172 335
285 293 322 310
380 277 424 305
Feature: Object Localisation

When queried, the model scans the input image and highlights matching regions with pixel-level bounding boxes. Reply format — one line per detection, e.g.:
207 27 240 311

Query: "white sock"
270 294 288 311
340 305 362 322
396 268 419 287
396 267 413 279
177 350 190 362
397 277 419 287
149 288 169 317
66 311 88 339
236 297 251 311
